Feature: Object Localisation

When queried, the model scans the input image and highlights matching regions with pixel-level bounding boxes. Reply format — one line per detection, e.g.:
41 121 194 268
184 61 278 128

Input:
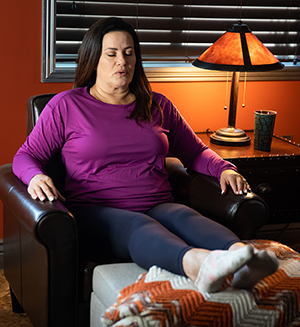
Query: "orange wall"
151 80 300 138
1 1 300 238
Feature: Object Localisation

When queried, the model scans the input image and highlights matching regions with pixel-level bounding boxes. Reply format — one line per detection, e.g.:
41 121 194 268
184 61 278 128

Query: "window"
42 0 300 82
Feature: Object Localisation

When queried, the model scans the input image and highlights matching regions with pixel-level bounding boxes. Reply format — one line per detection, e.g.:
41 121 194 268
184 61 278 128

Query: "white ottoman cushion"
91 263 146 327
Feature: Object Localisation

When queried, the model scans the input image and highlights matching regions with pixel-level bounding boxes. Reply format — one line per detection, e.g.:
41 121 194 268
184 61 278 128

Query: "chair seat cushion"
94 240 300 327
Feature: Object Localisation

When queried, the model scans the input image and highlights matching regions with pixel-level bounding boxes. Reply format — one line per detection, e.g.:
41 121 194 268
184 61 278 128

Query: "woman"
13 17 278 293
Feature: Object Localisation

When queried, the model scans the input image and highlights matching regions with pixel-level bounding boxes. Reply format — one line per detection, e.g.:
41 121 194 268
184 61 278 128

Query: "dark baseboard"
0 239 3 269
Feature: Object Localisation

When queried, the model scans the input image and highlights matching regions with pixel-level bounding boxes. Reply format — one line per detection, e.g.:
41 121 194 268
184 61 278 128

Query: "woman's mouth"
116 70 128 76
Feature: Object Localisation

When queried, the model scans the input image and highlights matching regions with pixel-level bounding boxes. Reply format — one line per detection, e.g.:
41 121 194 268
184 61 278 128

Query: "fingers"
241 178 251 194
220 179 228 195
231 176 251 195
28 174 55 201
220 170 251 196
28 174 66 202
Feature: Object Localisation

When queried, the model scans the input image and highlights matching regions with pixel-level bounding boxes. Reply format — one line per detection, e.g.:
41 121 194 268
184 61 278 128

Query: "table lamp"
192 21 284 146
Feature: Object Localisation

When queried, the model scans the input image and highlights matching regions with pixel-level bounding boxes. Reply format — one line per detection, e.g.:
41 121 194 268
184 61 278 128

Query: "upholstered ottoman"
91 263 147 327
91 240 300 327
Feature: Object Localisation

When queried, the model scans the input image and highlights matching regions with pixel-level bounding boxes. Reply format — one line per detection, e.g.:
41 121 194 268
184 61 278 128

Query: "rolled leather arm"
0 164 78 326
166 157 268 239
0 164 73 236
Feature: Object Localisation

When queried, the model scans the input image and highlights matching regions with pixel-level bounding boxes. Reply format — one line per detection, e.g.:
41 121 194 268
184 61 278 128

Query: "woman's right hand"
28 174 66 202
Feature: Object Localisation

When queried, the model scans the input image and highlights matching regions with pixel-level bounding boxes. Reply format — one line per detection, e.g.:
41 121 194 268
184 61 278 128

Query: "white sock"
195 244 254 293
231 249 279 289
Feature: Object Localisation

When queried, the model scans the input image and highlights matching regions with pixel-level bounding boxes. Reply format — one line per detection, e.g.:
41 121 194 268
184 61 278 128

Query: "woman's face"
95 31 136 93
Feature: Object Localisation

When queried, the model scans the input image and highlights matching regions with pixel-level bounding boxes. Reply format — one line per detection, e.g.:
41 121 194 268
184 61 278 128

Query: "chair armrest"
166 158 268 239
0 164 78 326
0 164 72 236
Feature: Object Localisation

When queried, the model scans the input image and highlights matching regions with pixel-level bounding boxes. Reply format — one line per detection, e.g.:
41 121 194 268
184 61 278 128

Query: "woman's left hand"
220 169 251 195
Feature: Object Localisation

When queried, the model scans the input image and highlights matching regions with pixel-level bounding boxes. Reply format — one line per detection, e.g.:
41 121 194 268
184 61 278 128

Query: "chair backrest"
27 94 57 135
26 94 66 194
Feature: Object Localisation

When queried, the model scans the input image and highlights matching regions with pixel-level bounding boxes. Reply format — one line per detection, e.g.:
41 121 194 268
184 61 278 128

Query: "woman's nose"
116 54 126 65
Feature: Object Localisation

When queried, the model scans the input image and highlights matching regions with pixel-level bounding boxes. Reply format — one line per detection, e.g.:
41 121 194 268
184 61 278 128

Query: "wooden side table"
196 131 300 249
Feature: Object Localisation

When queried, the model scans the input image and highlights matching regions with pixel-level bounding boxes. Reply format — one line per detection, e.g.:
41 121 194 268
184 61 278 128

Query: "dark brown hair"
74 17 162 124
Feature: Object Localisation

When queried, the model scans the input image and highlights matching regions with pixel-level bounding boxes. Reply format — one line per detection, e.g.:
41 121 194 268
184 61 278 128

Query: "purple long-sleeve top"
13 87 236 211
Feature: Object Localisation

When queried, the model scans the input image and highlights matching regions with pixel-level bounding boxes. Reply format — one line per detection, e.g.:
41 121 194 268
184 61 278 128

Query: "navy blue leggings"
72 203 240 276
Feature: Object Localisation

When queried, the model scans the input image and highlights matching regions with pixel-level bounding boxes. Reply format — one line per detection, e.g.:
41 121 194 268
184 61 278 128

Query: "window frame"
42 0 300 83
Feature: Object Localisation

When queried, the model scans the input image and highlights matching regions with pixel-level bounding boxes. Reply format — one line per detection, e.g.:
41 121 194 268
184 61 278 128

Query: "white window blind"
43 0 300 82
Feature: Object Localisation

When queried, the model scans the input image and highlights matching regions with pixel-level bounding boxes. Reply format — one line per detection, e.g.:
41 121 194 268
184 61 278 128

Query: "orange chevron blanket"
102 240 300 326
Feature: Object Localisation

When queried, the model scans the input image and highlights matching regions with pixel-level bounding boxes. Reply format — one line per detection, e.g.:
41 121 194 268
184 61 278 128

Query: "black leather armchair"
0 94 269 327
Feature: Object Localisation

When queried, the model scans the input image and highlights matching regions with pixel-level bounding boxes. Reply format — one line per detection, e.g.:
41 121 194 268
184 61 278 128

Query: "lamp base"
210 127 251 146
